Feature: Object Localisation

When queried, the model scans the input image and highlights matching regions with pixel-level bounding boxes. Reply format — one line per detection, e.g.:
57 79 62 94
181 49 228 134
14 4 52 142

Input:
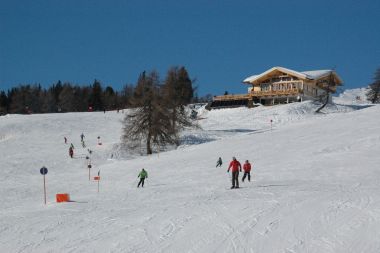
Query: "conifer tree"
0 91 8 114
163 66 196 146
366 68 380 103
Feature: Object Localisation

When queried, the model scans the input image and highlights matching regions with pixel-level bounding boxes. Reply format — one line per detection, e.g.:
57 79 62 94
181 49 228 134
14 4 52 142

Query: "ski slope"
1 91 380 253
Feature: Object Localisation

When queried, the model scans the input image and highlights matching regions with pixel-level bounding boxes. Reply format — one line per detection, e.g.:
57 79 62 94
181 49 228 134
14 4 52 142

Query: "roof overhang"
243 66 343 85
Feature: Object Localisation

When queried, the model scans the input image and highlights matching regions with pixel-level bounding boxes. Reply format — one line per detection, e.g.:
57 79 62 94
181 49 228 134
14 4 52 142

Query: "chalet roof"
243 66 343 84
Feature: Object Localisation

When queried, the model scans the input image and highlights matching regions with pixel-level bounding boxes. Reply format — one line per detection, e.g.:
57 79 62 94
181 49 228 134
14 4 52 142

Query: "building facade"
211 66 343 108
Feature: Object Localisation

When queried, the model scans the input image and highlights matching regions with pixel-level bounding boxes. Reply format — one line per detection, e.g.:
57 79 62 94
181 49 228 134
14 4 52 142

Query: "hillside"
1 91 380 252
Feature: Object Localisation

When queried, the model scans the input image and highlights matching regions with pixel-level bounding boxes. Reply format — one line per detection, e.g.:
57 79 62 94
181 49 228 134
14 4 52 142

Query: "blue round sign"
40 167 48 175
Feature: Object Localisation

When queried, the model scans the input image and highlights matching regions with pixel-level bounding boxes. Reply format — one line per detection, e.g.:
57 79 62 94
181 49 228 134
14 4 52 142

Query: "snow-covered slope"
1 89 380 253
333 88 369 105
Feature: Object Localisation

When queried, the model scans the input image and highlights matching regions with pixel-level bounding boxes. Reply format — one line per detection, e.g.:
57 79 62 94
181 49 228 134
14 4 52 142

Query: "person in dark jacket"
242 160 252 182
216 157 223 167
227 157 242 189
137 168 148 188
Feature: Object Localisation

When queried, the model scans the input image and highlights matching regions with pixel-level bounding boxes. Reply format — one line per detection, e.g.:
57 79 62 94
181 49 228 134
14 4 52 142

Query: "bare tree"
315 71 338 113
122 71 175 155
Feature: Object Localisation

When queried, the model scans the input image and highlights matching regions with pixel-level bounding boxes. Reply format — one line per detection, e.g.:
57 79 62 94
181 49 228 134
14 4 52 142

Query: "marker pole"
43 174 46 205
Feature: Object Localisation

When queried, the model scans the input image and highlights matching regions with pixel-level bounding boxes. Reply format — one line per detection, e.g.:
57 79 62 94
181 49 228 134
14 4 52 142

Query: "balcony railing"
213 94 250 101
250 88 301 97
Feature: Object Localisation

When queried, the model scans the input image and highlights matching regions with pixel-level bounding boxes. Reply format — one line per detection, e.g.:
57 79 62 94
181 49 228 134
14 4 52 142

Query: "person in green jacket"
137 168 148 188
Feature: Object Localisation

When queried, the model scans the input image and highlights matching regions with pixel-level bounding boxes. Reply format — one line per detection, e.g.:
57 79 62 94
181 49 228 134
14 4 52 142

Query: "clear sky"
1 0 379 96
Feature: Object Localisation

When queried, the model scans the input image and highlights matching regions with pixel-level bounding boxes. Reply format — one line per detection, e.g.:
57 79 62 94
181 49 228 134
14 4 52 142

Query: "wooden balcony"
250 88 301 97
213 94 250 101
212 89 302 103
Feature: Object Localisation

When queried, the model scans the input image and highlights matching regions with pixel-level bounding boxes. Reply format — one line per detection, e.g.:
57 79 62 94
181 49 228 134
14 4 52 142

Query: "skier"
80 133 85 142
69 146 74 158
64 137 67 144
81 139 86 148
227 157 242 189
70 143 74 149
216 157 223 167
242 160 252 182
137 168 148 188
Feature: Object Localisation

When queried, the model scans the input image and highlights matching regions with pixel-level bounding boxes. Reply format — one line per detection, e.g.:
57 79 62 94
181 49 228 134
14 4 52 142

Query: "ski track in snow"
1 94 380 252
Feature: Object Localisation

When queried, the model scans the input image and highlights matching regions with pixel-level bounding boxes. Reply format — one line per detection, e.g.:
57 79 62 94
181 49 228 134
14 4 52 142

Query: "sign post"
94 170 101 193
88 164 92 181
97 170 100 193
40 166 48 205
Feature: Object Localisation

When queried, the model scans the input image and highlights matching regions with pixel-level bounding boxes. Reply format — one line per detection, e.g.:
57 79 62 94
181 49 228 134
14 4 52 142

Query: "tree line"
0 66 212 115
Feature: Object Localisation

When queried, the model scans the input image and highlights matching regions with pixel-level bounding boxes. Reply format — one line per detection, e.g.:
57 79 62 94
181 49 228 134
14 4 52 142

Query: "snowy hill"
1 89 380 252
333 87 369 105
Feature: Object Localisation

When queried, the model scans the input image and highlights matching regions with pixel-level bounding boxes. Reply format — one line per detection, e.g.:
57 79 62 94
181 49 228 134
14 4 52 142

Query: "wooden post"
40 167 48 205
43 174 46 205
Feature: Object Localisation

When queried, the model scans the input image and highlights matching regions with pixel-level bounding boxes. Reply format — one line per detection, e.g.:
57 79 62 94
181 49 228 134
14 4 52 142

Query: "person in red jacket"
69 146 74 158
227 157 242 189
242 160 252 182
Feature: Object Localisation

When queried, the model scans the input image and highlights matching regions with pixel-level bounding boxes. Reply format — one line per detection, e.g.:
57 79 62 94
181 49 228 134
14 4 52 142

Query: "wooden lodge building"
210 66 343 109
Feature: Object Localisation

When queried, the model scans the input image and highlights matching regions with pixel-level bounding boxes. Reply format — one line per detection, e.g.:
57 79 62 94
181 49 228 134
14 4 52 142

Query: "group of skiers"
63 132 150 189
218 157 252 189
64 133 252 190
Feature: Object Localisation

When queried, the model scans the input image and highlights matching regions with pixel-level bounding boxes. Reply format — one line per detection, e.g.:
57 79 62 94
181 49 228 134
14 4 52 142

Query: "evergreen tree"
0 91 8 114
89 80 104 111
366 68 380 103
177 66 194 104
163 66 196 146
58 84 76 112
104 86 117 110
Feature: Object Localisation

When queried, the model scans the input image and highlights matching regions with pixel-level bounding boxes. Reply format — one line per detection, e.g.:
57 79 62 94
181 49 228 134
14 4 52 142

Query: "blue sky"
1 0 379 96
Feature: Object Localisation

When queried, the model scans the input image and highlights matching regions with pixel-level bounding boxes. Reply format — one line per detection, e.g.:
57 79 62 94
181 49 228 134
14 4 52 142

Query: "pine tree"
0 91 8 115
58 84 76 112
366 68 380 103
89 80 104 111
163 66 196 146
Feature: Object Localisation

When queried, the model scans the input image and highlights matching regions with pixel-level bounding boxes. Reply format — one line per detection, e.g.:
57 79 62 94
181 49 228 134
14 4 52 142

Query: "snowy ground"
1 90 380 253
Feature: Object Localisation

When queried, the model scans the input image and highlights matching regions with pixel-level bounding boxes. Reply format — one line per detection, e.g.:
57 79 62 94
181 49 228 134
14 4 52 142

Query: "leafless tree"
315 71 338 113
122 71 176 155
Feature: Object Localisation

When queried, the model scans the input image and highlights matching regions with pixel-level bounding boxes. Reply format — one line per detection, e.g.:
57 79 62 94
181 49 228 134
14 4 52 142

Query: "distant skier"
81 140 86 148
80 133 85 142
64 136 67 144
69 146 74 158
227 157 242 189
216 157 223 167
242 160 252 182
70 143 74 149
137 168 148 188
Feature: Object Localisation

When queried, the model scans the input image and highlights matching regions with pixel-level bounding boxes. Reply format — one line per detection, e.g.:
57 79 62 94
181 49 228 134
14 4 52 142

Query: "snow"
1 89 380 252
334 87 369 105
301 70 332 79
